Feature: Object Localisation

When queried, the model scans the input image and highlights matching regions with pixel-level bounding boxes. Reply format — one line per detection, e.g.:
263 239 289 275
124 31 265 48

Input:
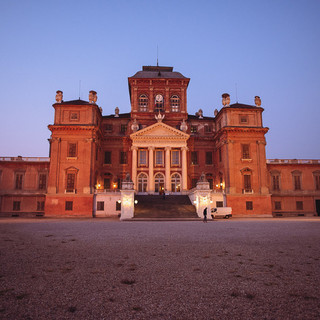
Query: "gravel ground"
0 217 320 320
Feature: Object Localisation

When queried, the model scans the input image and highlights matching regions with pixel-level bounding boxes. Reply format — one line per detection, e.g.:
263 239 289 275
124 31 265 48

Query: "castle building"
0 65 320 218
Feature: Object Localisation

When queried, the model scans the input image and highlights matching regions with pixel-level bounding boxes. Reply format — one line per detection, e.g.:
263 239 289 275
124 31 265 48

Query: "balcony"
0 156 50 162
65 189 77 194
267 159 320 165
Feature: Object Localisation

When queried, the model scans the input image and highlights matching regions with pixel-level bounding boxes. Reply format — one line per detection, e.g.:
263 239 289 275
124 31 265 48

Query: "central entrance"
154 173 165 193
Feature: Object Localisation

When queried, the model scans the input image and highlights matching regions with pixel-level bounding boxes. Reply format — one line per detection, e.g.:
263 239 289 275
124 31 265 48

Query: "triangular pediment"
130 121 189 141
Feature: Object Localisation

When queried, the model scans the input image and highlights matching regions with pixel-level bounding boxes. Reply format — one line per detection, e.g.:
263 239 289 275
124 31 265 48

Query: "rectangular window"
104 124 113 133
120 124 127 133
97 201 104 211
242 144 250 159
216 201 223 207
15 173 23 190
66 173 75 192
246 201 253 210
104 151 112 164
120 151 127 164
104 178 111 189
294 175 301 190
207 179 213 189
272 175 280 191
191 126 198 133
37 201 45 211
296 201 303 210
139 150 147 166
274 201 282 210
116 201 121 211
39 173 47 190
205 152 213 165
155 150 164 166
191 151 198 165
244 175 252 191
68 143 77 157
171 150 180 166
13 201 21 211
65 201 73 211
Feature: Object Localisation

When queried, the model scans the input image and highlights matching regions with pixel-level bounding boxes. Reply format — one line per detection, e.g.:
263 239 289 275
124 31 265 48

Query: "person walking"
203 207 208 223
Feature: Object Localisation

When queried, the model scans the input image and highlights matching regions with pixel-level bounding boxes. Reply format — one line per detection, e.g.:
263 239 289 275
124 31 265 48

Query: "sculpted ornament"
198 109 203 119
155 111 165 122
131 118 139 132
254 96 261 107
180 119 188 132
55 90 63 103
214 109 218 117
89 90 97 104
115 107 119 117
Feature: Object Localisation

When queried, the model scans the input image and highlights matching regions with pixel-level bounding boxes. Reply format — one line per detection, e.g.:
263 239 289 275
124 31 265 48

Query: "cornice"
48 125 98 132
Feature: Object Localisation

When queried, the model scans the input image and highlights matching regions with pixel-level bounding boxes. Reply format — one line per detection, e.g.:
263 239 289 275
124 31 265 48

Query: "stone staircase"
134 195 199 219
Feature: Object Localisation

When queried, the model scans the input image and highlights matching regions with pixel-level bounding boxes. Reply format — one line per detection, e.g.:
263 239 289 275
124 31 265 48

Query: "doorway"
154 173 165 193
316 200 320 216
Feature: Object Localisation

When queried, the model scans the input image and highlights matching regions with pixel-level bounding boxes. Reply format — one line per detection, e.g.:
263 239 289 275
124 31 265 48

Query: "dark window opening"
65 201 73 211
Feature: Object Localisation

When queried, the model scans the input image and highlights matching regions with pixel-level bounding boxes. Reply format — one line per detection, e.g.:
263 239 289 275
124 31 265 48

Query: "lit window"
171 173 181 192
170 95 180 112
139 94 148 112
171 150 180 166
191 126 197 133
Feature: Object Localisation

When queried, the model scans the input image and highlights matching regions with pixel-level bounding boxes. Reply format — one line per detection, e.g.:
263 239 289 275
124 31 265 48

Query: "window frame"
191 151 198 165
138 149 148 167
155 149 164 167
67 142 77 158
104 151 112 164
205 151 213 165
170 95 180 112
120 151 127 165
15 172 24 190
171 150 180 166
138 94 149 112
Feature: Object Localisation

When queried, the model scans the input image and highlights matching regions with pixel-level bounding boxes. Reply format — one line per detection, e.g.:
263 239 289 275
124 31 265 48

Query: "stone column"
182 146 188 191
131 146 138 190
165 147 171 191
148 147 154 193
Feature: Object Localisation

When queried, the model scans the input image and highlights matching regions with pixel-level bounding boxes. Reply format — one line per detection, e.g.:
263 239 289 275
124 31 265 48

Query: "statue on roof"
89 90 97 104
222 93 230 107
55 90 63 103
115 107 119 117
254 96 261 107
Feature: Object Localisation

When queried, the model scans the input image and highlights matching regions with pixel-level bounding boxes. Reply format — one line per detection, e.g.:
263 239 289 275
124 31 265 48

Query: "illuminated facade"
0 65 320 217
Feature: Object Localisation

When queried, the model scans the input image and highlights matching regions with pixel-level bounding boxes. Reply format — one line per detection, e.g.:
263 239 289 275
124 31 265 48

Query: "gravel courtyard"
0 218 319 320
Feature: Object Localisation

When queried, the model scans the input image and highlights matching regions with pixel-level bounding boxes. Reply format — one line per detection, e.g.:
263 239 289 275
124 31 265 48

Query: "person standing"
203 207 208 223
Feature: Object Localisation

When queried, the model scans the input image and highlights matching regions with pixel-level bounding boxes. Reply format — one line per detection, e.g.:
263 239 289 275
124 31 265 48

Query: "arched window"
138 94 148 112
171 173 181 192
170 95 180 112
154 172 165 193
154 94 164 112
138 173 148 192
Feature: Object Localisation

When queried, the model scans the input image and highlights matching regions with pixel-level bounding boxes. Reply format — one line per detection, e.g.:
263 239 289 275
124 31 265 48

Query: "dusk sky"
1 0 319 159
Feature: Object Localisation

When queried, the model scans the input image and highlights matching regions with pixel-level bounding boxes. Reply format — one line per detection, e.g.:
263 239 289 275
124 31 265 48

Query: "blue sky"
0 0 319 158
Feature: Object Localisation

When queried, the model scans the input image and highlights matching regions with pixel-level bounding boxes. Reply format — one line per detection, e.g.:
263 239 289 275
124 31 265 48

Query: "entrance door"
316 200 320 216
171 173 181 193
154 173 165 193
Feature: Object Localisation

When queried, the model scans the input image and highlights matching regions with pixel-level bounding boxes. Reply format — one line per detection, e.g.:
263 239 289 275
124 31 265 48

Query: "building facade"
0 65 319 217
